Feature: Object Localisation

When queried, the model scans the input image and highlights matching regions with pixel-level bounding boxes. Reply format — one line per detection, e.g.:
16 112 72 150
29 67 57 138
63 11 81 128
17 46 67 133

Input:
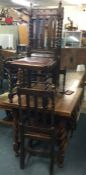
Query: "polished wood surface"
0 88 82 118
8 57 56 70
0 71 84 167
2 49 16 57
0 71 84 117
64 71 85 90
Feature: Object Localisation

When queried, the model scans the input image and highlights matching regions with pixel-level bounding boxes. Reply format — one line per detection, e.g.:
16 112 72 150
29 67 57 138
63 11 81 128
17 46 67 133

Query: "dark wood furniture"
1 49 16 58
7 56 56 102
0 59 4 88
0 71 84 166
5 3 65 112
28 2 63 53
18 87 56 175
61 48 86 70
27 2 65 89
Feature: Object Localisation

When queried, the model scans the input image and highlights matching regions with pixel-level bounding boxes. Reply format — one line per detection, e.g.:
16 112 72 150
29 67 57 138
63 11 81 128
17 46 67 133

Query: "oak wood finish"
2 49 16 58
17 88 56 175
1 72 84 116
0 71 85 167
0 71 84 125
7 57 57 101
8 57 56 70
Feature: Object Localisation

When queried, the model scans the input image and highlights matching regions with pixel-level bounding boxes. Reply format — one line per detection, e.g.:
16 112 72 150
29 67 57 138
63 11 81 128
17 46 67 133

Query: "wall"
18 24 28 44
0 25 18 49
64 5 86 30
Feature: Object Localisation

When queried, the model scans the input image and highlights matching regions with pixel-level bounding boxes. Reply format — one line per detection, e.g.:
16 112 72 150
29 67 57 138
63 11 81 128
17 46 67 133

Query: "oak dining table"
0 70 85 167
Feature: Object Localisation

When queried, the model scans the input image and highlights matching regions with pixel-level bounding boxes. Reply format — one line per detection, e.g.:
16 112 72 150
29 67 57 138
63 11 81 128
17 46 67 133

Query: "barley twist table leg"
57 121 68 168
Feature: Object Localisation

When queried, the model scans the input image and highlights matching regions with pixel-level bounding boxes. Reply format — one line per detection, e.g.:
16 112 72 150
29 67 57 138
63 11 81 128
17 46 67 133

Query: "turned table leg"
57 120 68 167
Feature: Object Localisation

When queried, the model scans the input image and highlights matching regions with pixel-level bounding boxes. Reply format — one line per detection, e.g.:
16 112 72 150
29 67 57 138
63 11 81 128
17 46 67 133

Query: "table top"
31 51 54 58
0 71 84 118
60 71 85 91
1 88 83 118
3 49 16 53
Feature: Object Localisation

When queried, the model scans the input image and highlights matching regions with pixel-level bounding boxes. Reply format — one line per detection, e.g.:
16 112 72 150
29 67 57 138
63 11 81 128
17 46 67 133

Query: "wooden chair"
27 2 65 90
7 3 65 99
28 2 63 54
17 87 57 175
0 54 17 125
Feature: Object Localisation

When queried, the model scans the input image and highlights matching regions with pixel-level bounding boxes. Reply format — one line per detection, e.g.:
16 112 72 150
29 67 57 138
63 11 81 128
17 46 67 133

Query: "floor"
0 112 86 175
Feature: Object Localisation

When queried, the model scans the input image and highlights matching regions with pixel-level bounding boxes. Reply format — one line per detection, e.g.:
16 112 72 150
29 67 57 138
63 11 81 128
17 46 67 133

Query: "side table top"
8 57 56 70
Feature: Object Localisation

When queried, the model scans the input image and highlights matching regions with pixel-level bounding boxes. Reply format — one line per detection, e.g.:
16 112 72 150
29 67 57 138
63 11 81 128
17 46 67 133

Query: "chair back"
17 88 57 173
17 87 55 129
28 2 64 53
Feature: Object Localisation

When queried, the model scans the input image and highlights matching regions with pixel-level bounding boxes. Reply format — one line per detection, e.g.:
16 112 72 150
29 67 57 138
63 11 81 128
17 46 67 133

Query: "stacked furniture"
7 2 65 102
6 2 65 174
0 3 85 173
0 2 80 174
